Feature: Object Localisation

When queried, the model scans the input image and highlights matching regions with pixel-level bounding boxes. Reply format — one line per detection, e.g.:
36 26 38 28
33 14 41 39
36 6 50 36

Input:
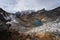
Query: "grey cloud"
0 0 60 12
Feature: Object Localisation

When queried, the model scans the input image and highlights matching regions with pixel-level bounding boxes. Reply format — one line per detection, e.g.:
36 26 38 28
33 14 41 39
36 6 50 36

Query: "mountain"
14 7 60 27
0 6 60 31
0 6 60 40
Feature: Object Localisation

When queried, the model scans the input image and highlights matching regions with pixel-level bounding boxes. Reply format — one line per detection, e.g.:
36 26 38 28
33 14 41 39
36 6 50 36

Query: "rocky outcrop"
7 30 60 40
0 8 11 31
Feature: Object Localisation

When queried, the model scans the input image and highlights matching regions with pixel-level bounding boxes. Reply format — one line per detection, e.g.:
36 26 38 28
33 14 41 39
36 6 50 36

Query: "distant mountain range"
13 6 60 27
1 6 60 40
1 6 60 26
0 6 60 30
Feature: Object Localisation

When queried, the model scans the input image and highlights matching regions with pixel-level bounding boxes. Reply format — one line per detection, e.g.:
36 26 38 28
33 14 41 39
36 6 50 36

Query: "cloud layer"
0 0 60 13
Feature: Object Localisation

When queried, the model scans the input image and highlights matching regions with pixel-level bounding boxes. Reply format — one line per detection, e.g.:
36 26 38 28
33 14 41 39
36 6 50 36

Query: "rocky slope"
0 6 60 40
9 6 60 32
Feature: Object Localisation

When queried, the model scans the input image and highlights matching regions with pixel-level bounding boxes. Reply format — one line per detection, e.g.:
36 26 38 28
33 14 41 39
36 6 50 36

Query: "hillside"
0 7 60 40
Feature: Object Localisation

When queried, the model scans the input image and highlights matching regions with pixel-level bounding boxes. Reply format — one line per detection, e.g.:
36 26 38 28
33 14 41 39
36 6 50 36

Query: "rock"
7 30 60 40
0 8 11 31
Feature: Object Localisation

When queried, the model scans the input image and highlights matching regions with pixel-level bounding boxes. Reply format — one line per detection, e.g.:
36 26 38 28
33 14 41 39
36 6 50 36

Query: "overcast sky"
0 0 60 13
